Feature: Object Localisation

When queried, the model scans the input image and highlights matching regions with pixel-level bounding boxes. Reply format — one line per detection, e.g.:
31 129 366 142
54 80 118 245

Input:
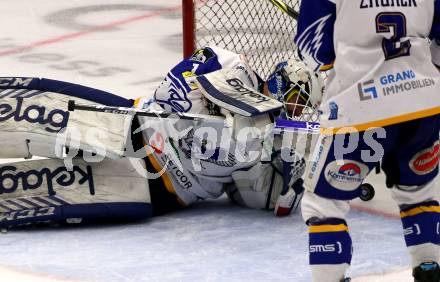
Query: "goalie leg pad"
0 94 131 160
0 157 152 228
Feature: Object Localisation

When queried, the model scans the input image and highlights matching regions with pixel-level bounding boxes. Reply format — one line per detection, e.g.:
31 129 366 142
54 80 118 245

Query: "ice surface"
1 197 409 282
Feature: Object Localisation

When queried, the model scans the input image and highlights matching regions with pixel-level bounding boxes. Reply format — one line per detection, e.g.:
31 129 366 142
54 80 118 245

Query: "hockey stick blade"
67 100 225 122
267 0 299 19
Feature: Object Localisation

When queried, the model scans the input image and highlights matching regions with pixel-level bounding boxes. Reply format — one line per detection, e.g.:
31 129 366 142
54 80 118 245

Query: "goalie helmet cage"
182 0 300 80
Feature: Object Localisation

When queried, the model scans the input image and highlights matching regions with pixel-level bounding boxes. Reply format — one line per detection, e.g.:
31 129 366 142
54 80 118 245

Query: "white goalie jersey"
136 46 304 213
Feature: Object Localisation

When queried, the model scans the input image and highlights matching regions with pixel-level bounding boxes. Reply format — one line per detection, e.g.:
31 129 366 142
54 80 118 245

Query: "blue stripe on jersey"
294 0 336 72
168 68 192 94
430 0 440 41
153 47 223 113
168 47 223 94
167 72 188 95
154 74 193 113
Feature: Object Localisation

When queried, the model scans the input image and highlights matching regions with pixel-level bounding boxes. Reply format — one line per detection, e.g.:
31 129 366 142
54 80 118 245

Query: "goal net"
182 0 300 80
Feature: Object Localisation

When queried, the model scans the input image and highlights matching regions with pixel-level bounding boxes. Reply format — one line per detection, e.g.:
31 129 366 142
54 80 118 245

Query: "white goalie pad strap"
0 94 130 159
65 99 131 159
195 68 283 116
431 40 440 67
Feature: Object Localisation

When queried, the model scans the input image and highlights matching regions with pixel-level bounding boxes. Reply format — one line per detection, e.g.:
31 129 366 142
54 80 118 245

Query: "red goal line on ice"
0 4 182 57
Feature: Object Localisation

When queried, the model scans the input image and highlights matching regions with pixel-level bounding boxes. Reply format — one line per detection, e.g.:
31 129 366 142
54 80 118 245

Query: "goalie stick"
267 0 299 19
68 100 225 122
68 101 376 201
68 100 321 133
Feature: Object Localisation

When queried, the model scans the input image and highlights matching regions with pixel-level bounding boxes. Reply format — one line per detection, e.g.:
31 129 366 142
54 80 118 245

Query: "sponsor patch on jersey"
182 70 196 78
190 48 214 63
148 131 165 154
409 141 440 175
308 135 327 179
324 160 369 191
358 71 436 100
328 102 338 120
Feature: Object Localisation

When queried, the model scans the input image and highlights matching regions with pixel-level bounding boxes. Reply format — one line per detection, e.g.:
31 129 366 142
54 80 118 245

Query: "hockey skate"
413 262 440 282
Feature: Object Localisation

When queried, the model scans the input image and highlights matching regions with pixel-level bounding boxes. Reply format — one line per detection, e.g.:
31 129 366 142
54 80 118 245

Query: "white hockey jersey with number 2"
295 0 440 132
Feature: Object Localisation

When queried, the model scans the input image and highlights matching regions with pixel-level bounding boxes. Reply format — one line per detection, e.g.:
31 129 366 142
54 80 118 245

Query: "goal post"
182 0 196 58
182 0 300 80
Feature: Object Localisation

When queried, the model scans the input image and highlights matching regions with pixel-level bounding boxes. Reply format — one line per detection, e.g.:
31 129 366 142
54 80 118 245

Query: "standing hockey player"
0 46 324 229
295 0 440 281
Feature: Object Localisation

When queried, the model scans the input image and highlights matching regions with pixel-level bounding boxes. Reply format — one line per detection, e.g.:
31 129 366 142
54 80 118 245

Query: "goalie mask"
266 59 324 122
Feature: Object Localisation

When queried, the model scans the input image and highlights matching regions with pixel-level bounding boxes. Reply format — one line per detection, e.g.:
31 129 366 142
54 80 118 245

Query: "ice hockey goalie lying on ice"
0 46 324 229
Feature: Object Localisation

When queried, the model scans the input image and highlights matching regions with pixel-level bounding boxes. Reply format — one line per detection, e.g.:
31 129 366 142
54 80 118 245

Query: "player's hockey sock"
400 201 440 267
308 218 352 282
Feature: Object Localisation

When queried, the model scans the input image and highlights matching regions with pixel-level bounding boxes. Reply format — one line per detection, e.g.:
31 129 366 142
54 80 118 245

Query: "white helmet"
266 58 324 121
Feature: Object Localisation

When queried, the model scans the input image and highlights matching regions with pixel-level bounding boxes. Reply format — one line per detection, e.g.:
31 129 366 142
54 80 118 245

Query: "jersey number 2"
375 12 411 60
